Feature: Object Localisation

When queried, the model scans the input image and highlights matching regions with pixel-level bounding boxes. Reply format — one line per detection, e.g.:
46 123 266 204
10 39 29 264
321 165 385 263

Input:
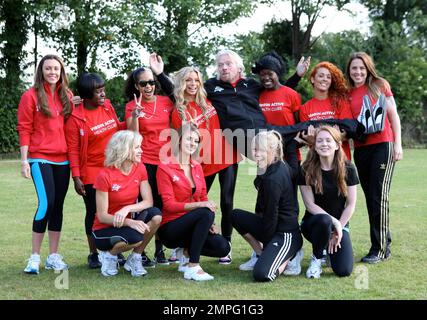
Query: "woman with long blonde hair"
298 126 359 279
151 57 241 265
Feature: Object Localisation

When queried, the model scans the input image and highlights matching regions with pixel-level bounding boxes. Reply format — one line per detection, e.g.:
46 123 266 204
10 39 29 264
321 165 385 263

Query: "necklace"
139 96 157 120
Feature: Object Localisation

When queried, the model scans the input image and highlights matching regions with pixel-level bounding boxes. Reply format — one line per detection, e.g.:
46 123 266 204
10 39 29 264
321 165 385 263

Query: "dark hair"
252 51 287 77
77 73 105 99
124 67 158 102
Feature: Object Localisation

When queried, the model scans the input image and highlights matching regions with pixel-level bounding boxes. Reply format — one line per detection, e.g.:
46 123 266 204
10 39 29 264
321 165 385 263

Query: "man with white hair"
151 49 309 157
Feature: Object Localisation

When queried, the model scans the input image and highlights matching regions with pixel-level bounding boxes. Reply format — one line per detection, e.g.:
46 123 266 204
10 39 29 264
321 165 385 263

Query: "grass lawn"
1 149 426 300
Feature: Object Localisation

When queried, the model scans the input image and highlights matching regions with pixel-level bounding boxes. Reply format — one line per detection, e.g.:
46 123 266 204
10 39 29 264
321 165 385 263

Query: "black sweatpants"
231 209 303 282
205 163 239 243
354 142 395 259
83 184 96 235
30 162 70 233
158 208 230 263
301 214 353 277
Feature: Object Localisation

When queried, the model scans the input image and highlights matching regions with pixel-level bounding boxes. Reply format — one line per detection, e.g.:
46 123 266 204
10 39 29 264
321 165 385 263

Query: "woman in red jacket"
65 73 138 268
17 54 73 274
169 66 241 265
156 123 231 281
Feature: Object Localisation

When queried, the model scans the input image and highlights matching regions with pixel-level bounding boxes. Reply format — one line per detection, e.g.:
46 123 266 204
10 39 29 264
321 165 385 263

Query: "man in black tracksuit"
203 50 365 159
154 49 365 159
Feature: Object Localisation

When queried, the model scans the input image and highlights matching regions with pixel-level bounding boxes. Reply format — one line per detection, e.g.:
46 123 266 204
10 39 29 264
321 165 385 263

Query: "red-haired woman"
346 52 402 264
299 62 353 160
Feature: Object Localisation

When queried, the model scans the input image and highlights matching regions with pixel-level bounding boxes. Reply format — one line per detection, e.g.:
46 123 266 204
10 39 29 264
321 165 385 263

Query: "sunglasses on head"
138 80 156 87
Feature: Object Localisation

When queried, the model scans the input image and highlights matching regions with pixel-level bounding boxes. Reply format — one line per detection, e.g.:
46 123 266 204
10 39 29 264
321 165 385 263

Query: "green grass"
1 149 427 300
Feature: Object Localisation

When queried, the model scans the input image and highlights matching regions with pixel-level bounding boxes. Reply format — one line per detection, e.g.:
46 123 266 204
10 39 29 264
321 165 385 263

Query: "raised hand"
296 56 311 77
132 93 144 119
149 52 164 76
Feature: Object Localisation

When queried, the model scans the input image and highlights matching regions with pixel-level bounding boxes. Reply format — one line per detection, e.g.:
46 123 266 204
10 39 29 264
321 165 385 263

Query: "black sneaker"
141 252 156 268
154 250 170 265
361 253 391 264
88 252 102 269
117 253 127 266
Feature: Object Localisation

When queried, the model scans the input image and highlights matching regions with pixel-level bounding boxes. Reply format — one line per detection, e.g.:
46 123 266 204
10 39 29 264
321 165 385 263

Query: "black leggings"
301 214 353 277
231 209 303 282
30 162 70 233
205 163 239 242
158 208 230 263
144 163 163 210
92 207 161 251
83 184 96 235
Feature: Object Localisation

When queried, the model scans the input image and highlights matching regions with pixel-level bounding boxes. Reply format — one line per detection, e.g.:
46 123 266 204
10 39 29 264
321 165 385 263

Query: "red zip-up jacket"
17 83 73 162
156 159 209 226
65 100 125 180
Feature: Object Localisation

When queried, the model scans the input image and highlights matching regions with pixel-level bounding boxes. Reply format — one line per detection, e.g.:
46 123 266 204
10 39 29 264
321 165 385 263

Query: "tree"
0 0 28 97
289 0 349 60
142 0 257 73
40 0 151 76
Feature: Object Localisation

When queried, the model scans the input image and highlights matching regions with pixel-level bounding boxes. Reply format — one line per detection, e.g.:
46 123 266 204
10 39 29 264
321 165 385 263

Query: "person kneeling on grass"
231 131 303 282
298 126 358 279
92 130 162 277
156 123 231 281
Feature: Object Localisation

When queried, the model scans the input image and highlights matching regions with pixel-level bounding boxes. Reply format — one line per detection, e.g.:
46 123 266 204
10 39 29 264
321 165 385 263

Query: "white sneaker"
45 253 68 271
100 251 119 277
124 253 147 277
177 249 190 273
184 265 214 281
239 252 258 271
306 255 322 279
24 254 41 274
168 248 180 264
219 242 232 265
283 249 304 276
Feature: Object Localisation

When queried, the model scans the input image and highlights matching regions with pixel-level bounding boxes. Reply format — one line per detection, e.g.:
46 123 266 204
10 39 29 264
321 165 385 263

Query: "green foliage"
143 0 257 73
0 107 18 154
105 76 127 121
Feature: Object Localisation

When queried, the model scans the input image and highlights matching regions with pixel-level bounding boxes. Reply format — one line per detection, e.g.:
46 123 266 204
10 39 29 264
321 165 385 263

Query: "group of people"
17 47 402 282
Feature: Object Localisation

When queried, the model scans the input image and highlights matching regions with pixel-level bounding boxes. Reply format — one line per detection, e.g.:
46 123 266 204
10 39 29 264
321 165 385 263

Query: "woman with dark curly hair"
299 62 353 160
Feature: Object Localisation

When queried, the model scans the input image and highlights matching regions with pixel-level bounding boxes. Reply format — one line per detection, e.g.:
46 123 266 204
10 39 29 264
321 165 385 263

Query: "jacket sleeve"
157 73 176 102
64 117 82 177
285 73 301 90
284 139 298 180
259 179 282 243
156 165 186 213
16 91 35 147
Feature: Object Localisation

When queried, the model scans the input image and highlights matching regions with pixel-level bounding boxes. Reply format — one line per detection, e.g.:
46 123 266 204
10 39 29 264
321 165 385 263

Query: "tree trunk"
1 0 28 94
